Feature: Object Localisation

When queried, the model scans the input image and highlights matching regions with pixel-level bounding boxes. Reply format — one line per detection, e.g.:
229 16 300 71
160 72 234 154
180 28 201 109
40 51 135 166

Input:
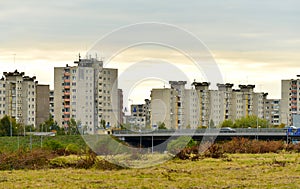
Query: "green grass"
0 153 299 188
0 135 87 152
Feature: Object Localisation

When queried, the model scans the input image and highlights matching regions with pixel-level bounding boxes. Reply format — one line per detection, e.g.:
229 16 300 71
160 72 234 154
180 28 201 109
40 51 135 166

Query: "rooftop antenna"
78 53 81 60
95 53 98 60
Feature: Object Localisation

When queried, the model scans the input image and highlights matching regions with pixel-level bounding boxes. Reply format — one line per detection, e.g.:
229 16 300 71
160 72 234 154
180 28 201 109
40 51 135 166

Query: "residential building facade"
150 88 178 129
151 81 271 129
0 70 48 127
281 77 300 126
53 57 120 134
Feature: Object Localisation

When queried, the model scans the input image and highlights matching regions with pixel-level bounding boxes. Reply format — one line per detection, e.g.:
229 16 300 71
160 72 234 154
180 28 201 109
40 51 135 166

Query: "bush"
43 140 65 151
167 136 196 155
65 143 81 155
203 144 225 158
0 148 56 170
222 138 285 154
176 145 201 160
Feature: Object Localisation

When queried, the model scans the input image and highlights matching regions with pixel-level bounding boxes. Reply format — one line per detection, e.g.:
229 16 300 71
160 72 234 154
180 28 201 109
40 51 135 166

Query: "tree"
221 119 234 128
158 122 167 130
233 115 269 128
39 115 63 135
100 119 106 129
66 118 79 135
209 119 215 128
0 115 18 136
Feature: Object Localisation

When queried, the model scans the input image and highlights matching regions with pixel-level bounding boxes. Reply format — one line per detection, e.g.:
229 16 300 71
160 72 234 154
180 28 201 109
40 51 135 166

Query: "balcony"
64 98 70 102
64 117 70 122
64 79 70 83
64 72 70 77
64 104 70 108
291 89 297 93
64 91 70 95
64 85 70 89
64 112 70 115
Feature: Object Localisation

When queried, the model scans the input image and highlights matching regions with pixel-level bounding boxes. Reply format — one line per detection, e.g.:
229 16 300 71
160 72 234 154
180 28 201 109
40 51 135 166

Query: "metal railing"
113 128 285 135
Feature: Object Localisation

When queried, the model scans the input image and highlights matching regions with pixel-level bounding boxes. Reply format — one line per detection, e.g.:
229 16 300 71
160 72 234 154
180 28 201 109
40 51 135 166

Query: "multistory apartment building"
49 90 54 118
54 57 120 134
129 99 151 129
36 85 50 127
264 99 281 126
151 81 270 129
281 77 300 126
192 82 211 128
118 89 124 125
210 84 267 126
150 88 178 129
169 81 186 129
183 89 200 129
208 84 234 126
0 70 48 127
0 79 6 118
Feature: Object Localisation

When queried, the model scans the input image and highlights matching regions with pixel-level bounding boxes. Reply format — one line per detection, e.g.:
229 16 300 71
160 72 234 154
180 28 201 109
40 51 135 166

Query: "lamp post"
256 115 259 140
10 117 12 137
281 112 289 143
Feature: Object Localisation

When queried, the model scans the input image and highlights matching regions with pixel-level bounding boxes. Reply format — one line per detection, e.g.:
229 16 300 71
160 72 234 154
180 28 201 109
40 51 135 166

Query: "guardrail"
113 128 285 135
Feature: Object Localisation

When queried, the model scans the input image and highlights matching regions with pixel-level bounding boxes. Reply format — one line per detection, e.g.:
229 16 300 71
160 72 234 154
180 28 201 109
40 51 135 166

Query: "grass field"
0 135 87 152
0 153 299 188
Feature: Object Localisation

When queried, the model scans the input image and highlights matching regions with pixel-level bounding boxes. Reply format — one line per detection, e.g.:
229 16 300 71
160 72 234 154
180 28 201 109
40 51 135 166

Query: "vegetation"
0 135 87 152
220 115 270 128
0 115 20 136
167 136 197 155
158 122 167 130
0 153 299 188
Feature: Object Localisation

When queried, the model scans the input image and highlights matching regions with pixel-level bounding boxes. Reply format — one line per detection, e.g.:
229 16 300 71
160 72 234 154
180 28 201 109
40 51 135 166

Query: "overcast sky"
1 0 300 100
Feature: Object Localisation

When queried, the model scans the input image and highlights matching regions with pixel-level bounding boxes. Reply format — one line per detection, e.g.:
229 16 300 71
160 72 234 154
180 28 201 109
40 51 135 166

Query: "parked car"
220 127 236 133
283 126 297 130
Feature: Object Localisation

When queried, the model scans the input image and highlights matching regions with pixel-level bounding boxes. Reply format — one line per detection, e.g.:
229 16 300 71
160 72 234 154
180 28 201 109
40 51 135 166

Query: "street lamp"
10 117 12 137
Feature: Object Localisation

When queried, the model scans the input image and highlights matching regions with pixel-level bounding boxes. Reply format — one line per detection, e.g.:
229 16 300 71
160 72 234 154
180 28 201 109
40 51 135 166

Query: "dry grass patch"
0 153 299 188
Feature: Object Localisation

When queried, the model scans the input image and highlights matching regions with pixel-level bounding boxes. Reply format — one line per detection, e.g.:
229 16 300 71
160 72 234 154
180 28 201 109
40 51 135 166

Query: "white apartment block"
129 99 151 129
54 57 120 134
264 99 281 126
0 80 6 118
281 77 300 126
151 81 270 129
49 90 54 118
169 81 187 129
0 70 48 127
184 89 200 129
191 82 210 128
150 88 178 129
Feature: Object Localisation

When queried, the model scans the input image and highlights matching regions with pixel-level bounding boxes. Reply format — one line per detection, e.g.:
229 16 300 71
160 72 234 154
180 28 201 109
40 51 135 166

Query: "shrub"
176 145 201 160
203 144 225 158
65 143 81 155
167 136 196 155
43 140 65 151
0 148 56 170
